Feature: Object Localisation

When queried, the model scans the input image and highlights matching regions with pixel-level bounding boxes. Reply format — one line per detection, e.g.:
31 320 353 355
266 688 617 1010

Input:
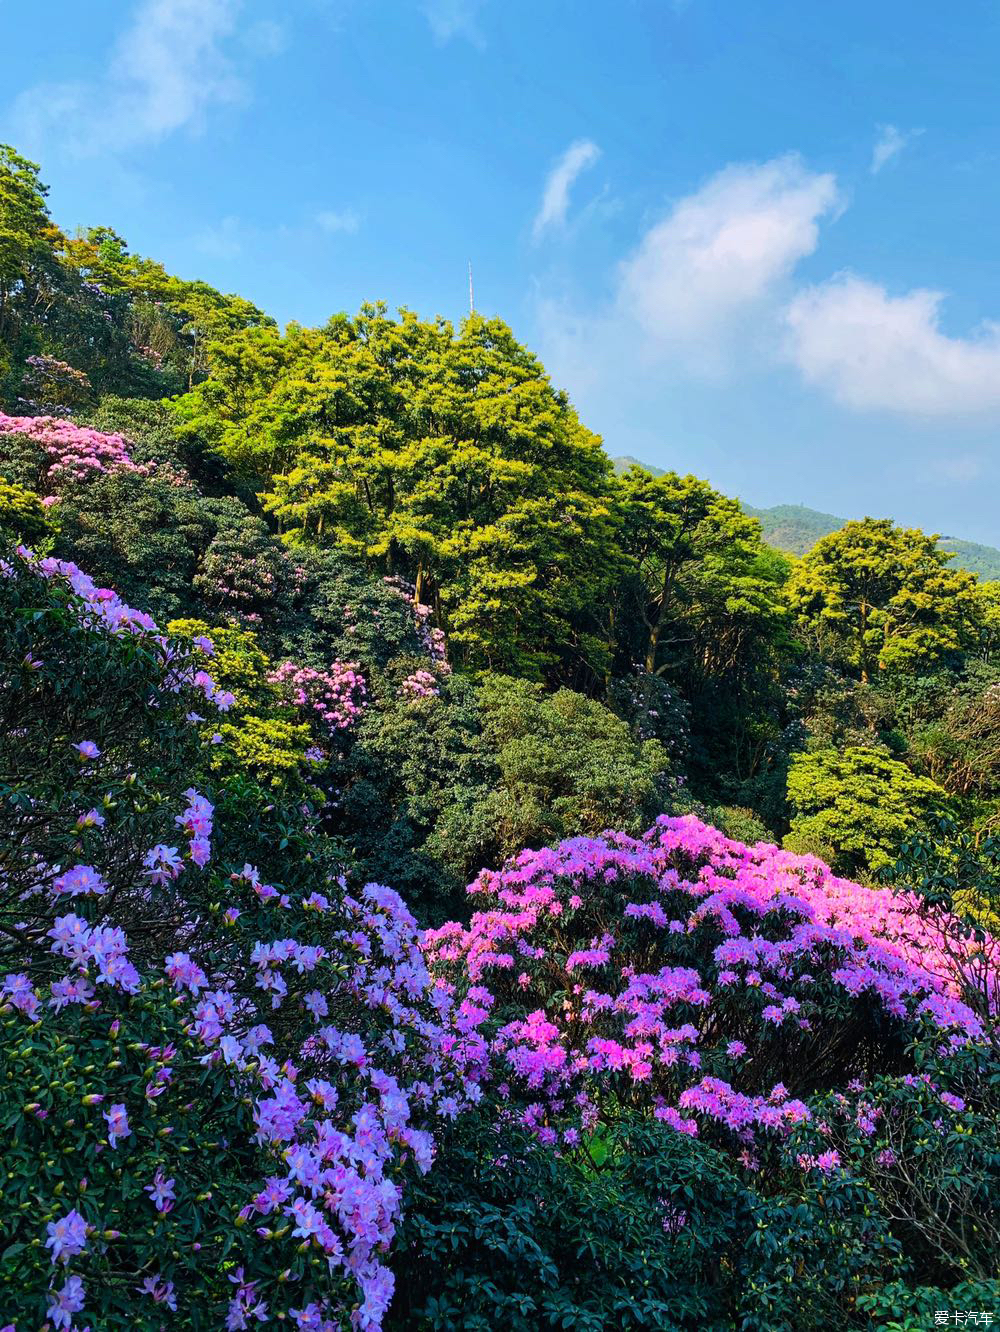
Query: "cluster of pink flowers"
382 576 450 670
413 603 449 669
401 668 440 701
0 412 140 494
424 816 990 1155
269 660 368 735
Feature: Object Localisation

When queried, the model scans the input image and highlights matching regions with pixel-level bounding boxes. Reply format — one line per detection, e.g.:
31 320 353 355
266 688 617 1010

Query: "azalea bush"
0 546 479 1330
409 819 1000 1329
425 816 987 1153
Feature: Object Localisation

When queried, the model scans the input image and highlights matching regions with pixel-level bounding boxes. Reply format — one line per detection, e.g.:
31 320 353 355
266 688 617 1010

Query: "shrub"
424 817 984 1151
0 545 479 1328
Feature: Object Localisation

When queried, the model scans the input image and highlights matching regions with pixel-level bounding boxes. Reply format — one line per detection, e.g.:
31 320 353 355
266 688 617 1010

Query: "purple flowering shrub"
425 817 990 1159
16 355 93 417
283 557 447 674
193 504 307 627
403 822 999 1331
0 546 480 1329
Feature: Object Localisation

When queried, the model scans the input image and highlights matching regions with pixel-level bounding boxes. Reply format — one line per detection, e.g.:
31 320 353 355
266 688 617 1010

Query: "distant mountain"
612 454 666 477
740 502 843 555
610 457 1000 582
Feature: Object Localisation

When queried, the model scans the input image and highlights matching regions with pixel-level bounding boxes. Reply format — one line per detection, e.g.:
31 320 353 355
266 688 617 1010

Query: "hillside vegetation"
1 143 998 1330
614 459 1000 579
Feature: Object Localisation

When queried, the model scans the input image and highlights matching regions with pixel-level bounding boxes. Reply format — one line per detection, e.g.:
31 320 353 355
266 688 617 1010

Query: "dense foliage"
0 142 998 1329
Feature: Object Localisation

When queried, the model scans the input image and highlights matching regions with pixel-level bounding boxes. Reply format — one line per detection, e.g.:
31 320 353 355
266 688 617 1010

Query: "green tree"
784 745 945 875
340 673 671 920
616 467 787 677
787 518 980 683
0 144 66 399
613 467 791 809
174 305 622 681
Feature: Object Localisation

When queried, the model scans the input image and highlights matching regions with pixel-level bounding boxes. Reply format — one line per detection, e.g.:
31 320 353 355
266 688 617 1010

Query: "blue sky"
5 1 1000 543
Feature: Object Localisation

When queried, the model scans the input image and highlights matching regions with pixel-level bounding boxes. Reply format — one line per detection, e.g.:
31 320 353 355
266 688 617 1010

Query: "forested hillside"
615 459 1000 579
2 143 998 1330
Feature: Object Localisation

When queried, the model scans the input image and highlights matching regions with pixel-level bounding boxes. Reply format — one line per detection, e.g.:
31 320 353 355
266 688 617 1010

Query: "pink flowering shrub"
0 412 141 495
0 544 479 1330
269 659 368 736
425 816 990 1159
401 668 441 701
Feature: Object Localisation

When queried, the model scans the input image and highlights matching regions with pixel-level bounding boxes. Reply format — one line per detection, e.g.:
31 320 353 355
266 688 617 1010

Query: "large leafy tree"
614 467 791 807
616 468 786 677
784 745 946 875
174 305 622 680
787 518 980 682
0 144 67 398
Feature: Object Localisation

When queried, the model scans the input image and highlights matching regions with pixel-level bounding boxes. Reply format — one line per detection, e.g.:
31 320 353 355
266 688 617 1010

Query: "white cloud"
616 154 839 349
785 274 1000 415
422 0 487 46
7 0 273 156
316 208 361 234
537 154 840 399
194 214 243 259
533 139 601 240
870 124 919 174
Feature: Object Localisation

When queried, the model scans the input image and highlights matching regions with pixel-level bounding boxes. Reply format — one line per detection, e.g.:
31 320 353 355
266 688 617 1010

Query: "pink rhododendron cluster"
382 575 449 670
269 659 368 735
401 668 440 701
0 412 140 493
425 816 991 1157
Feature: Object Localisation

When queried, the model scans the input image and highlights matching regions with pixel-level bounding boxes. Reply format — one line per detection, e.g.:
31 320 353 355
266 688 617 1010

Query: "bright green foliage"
166 618 321 795
167 618 273 708
0 476 51 542
216 713 317 786
784 746 946 875
174 305 622 680
61 225 275 391
787 518 980 682
617 466 789 678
